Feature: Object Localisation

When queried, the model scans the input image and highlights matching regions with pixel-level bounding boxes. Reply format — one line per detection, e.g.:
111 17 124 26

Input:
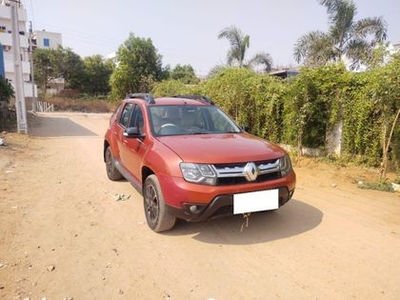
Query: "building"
0 0 36 98
0 42 5 77
269 69 299 79
32 30 64 94
389 41 400 54
32 29 62 50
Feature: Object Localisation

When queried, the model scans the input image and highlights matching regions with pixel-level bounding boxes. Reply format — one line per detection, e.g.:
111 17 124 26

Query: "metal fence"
36 101 54 113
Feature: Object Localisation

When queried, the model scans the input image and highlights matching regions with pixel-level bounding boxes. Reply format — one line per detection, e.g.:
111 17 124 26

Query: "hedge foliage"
152 56 400 172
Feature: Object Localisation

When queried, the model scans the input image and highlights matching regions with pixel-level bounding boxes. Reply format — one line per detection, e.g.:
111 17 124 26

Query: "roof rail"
172 94 215 105
126 93 155 104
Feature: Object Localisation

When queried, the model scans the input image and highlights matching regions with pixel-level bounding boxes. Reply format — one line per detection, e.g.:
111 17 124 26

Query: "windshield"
149 105 242 136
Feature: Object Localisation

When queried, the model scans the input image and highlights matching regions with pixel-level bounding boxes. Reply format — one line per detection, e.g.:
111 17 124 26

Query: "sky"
23 0 400 77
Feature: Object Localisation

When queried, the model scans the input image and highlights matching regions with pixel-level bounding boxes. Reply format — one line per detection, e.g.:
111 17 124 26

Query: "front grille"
217 172 281 185
212 159 281 186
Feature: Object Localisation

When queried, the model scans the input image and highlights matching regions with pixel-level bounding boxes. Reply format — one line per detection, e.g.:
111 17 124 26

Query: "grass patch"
357 180 395 193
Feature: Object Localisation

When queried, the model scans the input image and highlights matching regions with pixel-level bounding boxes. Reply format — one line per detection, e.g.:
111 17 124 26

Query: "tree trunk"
380 108 400 179
380 121 388 179
297 128 303 157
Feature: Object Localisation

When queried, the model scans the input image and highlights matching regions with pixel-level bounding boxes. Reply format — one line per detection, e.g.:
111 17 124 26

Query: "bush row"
152 59 400 173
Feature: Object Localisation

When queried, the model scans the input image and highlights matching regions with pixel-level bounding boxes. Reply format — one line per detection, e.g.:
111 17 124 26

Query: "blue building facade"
0 43 5 78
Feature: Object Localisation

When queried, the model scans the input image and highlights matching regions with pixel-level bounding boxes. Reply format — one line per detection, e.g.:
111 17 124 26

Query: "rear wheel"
105 146 123 181
144 175 176 232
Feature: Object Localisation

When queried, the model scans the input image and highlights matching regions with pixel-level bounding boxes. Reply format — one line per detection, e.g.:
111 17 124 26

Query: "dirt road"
1 112 400 300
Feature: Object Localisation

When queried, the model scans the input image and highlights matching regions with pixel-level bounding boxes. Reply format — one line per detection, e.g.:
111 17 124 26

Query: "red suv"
104 94 296 232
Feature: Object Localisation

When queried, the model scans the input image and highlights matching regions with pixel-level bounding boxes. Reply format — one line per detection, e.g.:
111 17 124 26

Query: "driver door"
119 104 146 183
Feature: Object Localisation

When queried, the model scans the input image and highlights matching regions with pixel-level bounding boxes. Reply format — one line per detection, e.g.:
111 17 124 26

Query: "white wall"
1 1 36 101
34 30 62 49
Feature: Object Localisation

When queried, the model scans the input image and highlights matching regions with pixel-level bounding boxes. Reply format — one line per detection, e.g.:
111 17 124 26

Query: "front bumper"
166 186 295 222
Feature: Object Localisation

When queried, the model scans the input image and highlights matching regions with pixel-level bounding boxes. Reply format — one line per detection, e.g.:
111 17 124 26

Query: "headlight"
180 163 217 185
279 155 293 177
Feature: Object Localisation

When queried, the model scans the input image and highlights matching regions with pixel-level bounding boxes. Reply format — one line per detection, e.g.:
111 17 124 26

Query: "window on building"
43 38 50 47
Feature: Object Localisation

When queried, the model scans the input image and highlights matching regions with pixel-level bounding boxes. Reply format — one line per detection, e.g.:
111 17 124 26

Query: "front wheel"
144 175 176 232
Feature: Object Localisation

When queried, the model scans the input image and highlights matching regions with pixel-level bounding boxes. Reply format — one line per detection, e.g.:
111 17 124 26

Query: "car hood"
157 133 286 164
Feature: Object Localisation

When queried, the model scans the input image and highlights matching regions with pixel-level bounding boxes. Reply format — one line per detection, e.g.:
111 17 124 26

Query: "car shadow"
165 199 323 245
29 114 97 137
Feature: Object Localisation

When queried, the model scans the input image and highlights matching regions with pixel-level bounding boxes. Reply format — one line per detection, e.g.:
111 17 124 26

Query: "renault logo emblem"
244 162 258 181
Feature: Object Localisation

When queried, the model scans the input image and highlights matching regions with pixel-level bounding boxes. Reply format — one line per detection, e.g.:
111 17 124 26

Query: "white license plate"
233 189 279 214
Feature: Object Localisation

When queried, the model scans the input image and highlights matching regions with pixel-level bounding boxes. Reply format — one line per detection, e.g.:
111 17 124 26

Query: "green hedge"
152 58 400 173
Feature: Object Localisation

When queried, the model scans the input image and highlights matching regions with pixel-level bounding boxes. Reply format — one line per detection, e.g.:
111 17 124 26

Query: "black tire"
105 146 123 181
144 174 176 232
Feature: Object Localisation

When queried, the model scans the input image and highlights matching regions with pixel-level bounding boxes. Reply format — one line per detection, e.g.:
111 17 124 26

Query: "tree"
0 76 14 103
170 64 200 84
109 33 164 99
294 0 387 69
33 48 55 96
203 67 255 123
245 74 287 142
207 65 230 78
82 55 113 96
368 54 400 178
0 76 13 130
285 70 319 156
152 79 190 97
218 26 273 72
58 47 84 90
283 64 349 156
33 47 84 96
293 31 335 68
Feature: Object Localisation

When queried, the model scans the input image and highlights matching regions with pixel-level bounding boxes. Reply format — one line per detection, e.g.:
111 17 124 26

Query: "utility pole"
29 21 36 112
10 0 28 133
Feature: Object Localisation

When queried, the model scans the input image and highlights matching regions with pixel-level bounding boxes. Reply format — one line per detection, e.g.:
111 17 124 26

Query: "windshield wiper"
224 130 241 133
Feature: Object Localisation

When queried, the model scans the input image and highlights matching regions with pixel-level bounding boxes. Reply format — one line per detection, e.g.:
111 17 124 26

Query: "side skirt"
114 159 143 195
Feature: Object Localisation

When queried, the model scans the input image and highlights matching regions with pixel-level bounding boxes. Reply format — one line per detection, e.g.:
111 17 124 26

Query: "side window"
130 105 144 134
119 103 134 128
111 104 122 123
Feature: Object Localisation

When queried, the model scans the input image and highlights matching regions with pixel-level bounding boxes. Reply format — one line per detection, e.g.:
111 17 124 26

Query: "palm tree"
218 26 273 72
294 0 387 69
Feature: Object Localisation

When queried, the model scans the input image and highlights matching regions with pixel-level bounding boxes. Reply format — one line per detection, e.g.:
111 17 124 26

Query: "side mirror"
123 127 145 138
241 125 250 132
